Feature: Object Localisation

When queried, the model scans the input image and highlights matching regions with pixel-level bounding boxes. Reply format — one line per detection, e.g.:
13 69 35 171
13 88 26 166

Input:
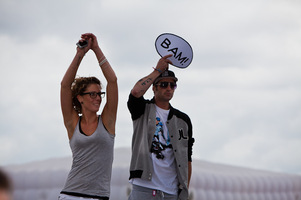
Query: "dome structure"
3 148 301 200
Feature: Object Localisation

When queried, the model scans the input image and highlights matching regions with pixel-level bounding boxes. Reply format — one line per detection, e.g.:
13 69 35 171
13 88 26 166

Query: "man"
127 54 194 200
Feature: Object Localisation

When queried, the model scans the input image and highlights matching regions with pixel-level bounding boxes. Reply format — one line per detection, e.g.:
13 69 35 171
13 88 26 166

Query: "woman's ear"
77 95 83 104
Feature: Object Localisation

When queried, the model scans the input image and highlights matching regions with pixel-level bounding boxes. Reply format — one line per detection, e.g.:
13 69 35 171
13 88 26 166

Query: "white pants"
58 194 103 200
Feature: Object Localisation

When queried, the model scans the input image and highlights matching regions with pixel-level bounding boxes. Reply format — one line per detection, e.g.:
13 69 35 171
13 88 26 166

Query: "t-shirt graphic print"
150 116 172 159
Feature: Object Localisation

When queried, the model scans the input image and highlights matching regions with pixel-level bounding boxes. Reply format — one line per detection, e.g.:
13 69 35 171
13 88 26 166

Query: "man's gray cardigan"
127 94 194 200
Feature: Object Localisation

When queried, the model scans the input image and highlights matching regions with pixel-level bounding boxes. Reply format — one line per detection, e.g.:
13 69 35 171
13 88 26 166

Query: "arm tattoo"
141 78 152 86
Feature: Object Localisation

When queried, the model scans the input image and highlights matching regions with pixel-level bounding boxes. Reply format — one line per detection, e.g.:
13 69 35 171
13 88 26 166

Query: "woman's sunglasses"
81 91 106 99
156 82 177 90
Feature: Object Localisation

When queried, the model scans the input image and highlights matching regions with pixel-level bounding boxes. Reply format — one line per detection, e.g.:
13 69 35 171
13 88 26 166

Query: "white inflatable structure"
3 147 301 200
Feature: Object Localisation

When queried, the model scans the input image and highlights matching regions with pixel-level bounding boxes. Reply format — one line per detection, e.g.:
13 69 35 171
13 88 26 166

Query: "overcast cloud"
0 0 301 174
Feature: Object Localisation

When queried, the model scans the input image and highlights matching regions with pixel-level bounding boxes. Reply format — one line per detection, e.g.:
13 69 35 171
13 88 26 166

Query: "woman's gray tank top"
61 116 115 198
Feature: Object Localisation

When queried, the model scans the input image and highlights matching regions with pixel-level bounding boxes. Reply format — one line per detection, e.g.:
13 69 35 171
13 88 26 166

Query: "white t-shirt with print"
132 105 178 195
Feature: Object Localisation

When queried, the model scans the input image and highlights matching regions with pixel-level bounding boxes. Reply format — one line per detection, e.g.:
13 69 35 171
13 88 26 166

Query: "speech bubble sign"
155 33 193 68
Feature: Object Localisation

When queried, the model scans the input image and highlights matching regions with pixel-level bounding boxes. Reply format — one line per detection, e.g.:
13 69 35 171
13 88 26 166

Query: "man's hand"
155 54 173 73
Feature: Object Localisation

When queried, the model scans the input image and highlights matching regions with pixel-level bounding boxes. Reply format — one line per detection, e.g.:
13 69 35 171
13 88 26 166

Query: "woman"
59 33 118 200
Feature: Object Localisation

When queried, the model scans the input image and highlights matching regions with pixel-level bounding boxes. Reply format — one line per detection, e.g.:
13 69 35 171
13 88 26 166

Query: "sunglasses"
156 82 177 90
81 91 105 99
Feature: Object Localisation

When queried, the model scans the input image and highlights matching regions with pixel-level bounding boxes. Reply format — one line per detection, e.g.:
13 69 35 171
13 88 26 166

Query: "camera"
76 40 88 48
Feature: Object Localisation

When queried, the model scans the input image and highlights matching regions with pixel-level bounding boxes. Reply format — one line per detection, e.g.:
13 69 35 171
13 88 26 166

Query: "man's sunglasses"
81 91 106 99
156 82 177 90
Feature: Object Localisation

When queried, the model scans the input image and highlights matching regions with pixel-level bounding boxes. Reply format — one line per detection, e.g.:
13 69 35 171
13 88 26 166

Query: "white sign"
155 33 193 68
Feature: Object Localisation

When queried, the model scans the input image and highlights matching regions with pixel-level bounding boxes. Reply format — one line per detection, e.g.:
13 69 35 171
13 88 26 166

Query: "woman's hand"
80 33 100 52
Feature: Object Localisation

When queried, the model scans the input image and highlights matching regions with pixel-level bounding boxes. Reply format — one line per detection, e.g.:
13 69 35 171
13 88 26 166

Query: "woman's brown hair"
71 76 102 113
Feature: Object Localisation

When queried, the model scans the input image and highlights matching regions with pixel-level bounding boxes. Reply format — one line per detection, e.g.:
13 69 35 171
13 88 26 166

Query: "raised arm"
81 33 118 135
131 54 173 98
61 42 91 139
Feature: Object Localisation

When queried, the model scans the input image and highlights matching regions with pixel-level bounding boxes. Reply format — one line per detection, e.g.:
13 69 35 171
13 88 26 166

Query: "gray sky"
0 0 301 174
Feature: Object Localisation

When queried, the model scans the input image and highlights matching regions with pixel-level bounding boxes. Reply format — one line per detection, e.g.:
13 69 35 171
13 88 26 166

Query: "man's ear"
152 85 158 93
